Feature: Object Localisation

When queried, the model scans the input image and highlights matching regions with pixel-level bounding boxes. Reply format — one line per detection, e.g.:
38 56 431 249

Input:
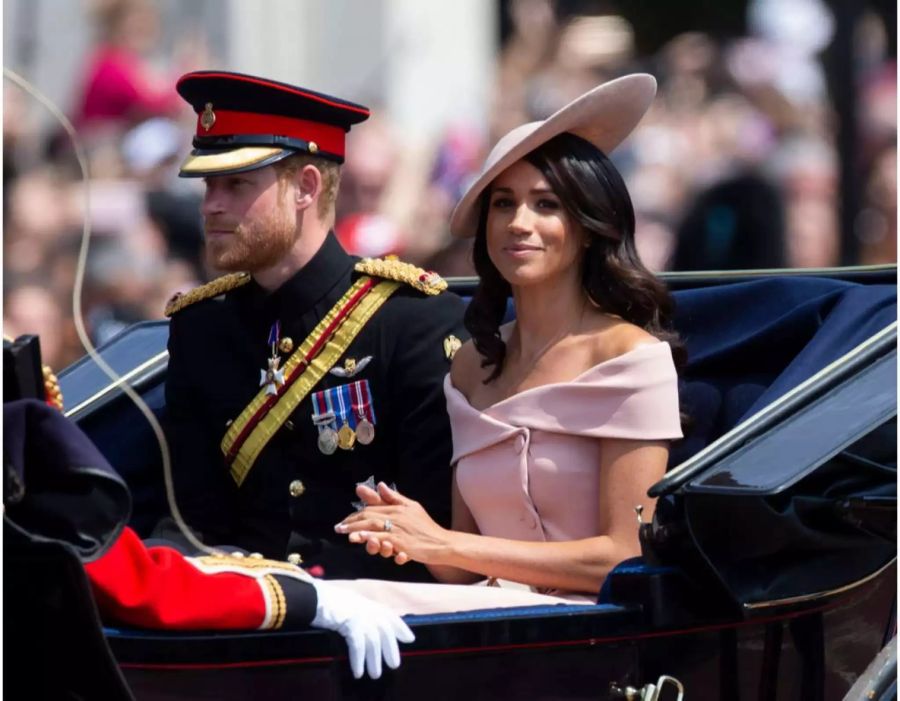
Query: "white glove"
310 580 415 679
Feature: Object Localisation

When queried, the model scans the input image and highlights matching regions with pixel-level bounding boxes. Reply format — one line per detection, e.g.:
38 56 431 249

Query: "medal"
311 393 338 456
260 321 286 396
317 427 338 455
312 380 376 454
349 380 377 445
337 423 356 450
260 356 285 396
356 417 375 444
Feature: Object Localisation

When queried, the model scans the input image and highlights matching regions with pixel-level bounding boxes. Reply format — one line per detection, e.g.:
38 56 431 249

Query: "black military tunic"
163 233 468 581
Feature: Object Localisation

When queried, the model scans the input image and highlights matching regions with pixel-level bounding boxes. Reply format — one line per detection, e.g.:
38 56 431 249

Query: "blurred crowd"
3 0 896 370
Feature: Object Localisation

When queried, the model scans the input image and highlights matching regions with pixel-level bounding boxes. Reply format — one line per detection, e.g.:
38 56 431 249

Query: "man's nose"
201 186 225 217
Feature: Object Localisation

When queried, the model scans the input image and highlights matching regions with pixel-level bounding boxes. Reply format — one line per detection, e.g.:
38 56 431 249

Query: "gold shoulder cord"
354 258 447 295
165 272 252 317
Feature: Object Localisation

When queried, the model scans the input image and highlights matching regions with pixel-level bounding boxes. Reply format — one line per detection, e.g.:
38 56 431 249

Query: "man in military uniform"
159 71 467 582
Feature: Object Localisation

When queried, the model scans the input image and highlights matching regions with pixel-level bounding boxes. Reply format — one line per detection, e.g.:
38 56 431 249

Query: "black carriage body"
48 266 897 700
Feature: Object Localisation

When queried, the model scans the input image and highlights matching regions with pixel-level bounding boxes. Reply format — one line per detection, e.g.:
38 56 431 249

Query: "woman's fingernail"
334 523 347 533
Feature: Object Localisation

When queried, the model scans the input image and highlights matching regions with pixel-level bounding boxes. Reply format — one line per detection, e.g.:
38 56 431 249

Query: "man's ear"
294 164 323 213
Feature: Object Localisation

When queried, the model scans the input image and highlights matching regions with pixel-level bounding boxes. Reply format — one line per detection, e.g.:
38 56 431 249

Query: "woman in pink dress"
333 74 683 614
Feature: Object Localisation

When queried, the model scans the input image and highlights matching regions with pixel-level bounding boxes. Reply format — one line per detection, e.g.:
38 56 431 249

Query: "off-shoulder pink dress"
329 343 682 614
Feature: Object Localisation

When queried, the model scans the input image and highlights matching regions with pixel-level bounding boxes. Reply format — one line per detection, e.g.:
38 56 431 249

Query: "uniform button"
289 480 306 497
249 552 264 559
287 553 303 565
230 551 245 558
285 420 295 431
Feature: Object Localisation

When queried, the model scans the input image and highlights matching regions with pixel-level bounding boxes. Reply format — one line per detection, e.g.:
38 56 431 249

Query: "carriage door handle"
610 675 685 701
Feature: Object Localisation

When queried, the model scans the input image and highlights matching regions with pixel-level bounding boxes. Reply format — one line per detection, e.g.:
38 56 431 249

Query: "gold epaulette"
354 257 447 296
164 272 252 317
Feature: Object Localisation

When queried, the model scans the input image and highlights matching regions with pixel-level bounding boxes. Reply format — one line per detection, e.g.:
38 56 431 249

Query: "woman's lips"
504 244 543 257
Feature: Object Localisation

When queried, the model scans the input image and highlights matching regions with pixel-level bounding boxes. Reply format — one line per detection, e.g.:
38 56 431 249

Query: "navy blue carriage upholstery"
668 277 895 467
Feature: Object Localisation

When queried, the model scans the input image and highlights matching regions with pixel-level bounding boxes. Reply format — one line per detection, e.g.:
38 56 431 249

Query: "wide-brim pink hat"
449 73 657 238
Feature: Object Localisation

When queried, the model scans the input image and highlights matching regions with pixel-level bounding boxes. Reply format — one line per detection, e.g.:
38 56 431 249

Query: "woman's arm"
425 472 483 584
338 438 669 594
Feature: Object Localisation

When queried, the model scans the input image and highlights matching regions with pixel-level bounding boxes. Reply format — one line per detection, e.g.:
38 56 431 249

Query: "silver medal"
356 418 375 445
317 427 339 455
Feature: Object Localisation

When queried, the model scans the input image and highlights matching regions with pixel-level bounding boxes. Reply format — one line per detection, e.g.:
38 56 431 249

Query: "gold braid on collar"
354 257 447 296
164 272 252 317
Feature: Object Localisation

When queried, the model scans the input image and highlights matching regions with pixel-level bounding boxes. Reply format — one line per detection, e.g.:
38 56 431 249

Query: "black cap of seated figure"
175 70 370 177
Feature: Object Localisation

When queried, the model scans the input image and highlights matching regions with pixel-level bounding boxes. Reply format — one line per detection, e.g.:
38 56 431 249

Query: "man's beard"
204 206 297 273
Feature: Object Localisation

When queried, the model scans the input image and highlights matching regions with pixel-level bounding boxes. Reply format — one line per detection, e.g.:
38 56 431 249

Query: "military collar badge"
443 335 462 360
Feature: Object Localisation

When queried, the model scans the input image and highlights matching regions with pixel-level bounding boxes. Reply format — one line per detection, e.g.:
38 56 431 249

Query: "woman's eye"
537 199 559 210
491 197 514 208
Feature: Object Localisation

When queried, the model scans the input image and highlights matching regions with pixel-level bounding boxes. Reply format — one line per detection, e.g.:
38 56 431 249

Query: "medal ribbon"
311 390 334 430
222 277 401 485
267 320 280 350
350 380 376 425
333 384 352 429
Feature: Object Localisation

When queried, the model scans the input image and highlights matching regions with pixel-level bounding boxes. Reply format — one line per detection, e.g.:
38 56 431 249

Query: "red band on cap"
197 110 345 157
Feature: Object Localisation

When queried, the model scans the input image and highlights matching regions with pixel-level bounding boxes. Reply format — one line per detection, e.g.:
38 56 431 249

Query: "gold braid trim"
164 272 252 317
354 257 447 296
43 365 64 411
262 575 287 630
192 553 303 574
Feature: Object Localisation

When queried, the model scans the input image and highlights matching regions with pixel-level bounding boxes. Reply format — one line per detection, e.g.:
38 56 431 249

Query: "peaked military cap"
176 70 370 177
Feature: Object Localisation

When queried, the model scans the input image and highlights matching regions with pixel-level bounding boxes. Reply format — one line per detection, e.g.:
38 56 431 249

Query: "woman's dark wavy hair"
464 132 686 383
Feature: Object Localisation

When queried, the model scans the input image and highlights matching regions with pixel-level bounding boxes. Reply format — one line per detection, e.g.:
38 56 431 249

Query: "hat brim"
449 74 657 238
178 146 292 178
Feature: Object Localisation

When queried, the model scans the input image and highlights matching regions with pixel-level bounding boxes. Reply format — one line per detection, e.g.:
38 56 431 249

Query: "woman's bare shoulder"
586 316 661 364
449 339 482 393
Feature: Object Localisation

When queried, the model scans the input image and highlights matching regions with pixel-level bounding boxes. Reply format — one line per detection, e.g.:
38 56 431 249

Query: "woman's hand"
335 483 450 566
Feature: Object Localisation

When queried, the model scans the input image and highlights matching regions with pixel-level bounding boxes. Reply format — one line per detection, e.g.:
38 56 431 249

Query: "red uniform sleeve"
85 527 316 630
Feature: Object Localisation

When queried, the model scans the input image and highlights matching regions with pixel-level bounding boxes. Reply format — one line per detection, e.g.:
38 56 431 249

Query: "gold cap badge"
201 102 216 131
